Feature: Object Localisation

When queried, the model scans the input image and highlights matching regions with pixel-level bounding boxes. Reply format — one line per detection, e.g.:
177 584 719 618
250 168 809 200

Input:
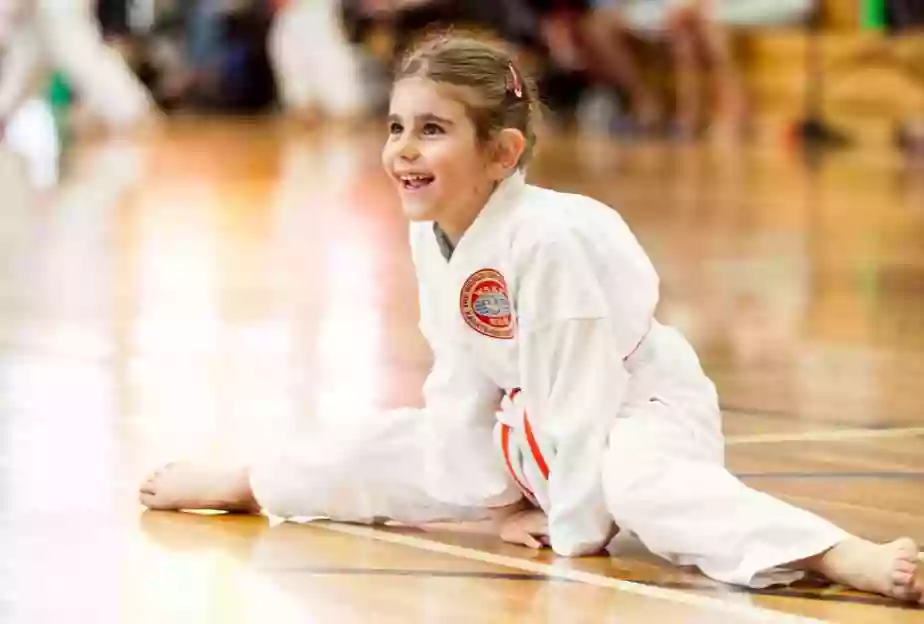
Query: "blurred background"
2 0 924 187
1 6 924 623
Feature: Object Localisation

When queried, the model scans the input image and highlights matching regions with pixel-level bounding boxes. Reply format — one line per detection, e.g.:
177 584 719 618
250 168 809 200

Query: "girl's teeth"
401 174 433 189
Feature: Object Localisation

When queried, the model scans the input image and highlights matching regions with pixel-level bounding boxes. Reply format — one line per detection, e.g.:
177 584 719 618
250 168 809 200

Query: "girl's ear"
489 128 526 176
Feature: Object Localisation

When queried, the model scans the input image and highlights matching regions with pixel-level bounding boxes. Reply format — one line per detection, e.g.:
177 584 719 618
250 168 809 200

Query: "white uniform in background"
0 17 60 189
250 171 848 589
34 0 152 129
268 0 368 118
0 0 152 187
2 96 58 189
615 0 813 33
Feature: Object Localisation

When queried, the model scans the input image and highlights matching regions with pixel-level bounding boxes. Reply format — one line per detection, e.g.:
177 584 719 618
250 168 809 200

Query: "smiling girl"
141 32 922 603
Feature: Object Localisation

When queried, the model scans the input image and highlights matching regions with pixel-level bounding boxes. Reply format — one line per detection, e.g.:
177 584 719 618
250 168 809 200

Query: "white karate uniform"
250 171 848 588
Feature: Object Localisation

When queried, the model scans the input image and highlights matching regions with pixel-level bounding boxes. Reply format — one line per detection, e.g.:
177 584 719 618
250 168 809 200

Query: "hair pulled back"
395 31 541 168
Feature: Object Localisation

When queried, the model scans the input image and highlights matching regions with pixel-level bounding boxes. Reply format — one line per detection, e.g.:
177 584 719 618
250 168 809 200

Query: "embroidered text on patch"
460 269 514 339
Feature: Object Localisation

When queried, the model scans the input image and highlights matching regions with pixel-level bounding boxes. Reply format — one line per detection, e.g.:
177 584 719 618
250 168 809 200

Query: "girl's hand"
499 508 549 549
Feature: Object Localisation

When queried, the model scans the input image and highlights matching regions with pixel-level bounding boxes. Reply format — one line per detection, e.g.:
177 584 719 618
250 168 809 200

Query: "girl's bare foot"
808 537 923 603
139 462 260 513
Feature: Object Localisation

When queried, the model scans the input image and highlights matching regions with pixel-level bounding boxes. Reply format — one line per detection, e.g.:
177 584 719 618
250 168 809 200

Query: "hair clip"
508 62 523 99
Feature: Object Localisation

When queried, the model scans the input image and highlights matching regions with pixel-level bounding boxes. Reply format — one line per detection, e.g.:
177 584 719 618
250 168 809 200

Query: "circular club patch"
460 269 514 339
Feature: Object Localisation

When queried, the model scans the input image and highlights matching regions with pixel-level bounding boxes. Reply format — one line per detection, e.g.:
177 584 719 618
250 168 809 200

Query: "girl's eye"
421 123 444 136
389 122 403 135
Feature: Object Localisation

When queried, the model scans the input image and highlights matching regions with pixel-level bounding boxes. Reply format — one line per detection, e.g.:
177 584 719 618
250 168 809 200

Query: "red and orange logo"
459 268 515 340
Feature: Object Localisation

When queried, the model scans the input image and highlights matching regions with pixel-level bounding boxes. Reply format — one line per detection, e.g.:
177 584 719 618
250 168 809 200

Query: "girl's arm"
410 224 523 511
515 229 658 556
520 317 629 555
417 345 523 510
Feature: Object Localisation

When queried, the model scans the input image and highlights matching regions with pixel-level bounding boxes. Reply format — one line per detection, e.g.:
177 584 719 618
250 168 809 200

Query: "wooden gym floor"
1 117 923 623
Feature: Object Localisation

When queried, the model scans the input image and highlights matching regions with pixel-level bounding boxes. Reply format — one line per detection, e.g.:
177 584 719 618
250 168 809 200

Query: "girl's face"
382 77 498 235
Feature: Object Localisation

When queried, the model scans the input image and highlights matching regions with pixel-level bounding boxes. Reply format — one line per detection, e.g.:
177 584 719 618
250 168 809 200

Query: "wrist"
486 498 532 522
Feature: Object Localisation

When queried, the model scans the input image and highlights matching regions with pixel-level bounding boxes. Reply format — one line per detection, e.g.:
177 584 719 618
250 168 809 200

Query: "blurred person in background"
1 0 62 189
519 0 598 121
1 0 156 189
183 0 265 109
269 0 372 126
578 0 663 133
186 0 226 95
142 0 278 114
216 3 277 113
34 0 156 131
335 0 598 122
129 1 191 111
626 0 747 140
581 0 746 140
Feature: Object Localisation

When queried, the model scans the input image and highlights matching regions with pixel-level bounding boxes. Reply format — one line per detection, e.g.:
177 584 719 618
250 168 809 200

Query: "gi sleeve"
520 318 626 555
515 234 658 556
418 345 521 509
409 225 521 510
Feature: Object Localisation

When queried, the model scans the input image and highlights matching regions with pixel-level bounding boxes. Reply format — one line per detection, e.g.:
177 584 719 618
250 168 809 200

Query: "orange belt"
499 387 549 504
498 323 651 500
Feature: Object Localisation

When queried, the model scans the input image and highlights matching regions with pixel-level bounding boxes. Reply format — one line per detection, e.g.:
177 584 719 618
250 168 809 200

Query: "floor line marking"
736 471 924 480
313 522 827 624
726 426 924 445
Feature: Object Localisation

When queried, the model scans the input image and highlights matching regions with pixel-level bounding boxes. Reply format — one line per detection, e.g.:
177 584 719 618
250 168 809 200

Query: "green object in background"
46 72 73 149
860 0 886 30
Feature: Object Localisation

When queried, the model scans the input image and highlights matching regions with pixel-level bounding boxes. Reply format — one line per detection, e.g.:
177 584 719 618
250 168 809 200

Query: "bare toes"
898 586 922 602
893 537 918 555
140 474 161 494
143 466 166 483
892 570 914 585
151 462 174 478
890 573 923 602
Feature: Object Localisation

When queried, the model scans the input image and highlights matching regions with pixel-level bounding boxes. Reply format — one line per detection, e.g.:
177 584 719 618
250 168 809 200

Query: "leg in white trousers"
248 327 849 589
250 409 495 526
602 327 848 588
267 1 368 118
36 3 152 129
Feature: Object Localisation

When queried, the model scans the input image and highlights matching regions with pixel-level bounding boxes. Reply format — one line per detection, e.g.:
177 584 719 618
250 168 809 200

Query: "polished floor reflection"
1 118 923 623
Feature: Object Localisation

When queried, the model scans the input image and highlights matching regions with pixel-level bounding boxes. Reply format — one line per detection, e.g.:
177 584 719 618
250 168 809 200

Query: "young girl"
140 33 922 603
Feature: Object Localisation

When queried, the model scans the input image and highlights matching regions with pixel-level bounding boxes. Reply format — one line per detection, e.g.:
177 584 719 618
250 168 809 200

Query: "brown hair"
394 30 541 168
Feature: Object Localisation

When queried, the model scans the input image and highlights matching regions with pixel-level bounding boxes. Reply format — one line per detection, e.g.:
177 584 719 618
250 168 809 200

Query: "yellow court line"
726 426 924 445
313 522 826 624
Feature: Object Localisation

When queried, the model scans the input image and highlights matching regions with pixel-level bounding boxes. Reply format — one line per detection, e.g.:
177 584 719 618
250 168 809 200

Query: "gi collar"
433 170 526 262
